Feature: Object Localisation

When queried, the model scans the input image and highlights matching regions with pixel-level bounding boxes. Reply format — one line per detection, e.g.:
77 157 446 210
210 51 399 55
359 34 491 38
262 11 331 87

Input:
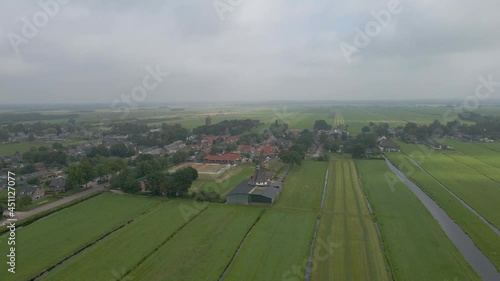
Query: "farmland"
356 160 480 281
0 140 84 156
126 204 264 281
312 159 389 281
0 193 159 281
386 153 500 270
440 138 500 168
274 160 327 210
223 208 317 281
40 200 206 281
398 142 500 229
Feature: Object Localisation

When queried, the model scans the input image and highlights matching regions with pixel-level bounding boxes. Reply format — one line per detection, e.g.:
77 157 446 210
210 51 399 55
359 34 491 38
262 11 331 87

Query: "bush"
193 190 222 203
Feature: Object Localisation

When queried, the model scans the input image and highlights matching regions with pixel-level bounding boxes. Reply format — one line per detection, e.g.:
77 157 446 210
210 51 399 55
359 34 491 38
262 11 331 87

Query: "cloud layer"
1 0 499 104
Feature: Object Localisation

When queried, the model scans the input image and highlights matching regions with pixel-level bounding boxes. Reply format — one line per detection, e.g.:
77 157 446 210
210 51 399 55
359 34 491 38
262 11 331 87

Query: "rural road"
1 182 105 226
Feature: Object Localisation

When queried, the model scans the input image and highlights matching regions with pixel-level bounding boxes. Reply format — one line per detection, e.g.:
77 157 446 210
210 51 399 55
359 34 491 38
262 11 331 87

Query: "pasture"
40 200 206 281
0 193 159 281
356 160 480 281
398 142 500 229
126 204 263 281
0 140 84 156
274 160 327 210
440 138 500 168
386 153 500 270
312 159 389 281
223 208 317 281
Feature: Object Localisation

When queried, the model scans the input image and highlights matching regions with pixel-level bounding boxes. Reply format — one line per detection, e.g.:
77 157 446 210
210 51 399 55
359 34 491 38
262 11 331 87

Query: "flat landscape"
356 160 480 281
0 193 159 281
312 159 389 281
397 142 500 229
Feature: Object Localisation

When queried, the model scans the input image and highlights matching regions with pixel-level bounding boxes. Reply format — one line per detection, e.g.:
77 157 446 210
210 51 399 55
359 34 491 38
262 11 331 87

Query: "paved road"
1 182 105 226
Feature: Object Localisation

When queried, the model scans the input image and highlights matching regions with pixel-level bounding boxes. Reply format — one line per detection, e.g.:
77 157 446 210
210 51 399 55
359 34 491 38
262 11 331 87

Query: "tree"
146 171 168 196
123 174 140 193
18 195 32 207
80 160 97 187
314 120 332 131
171 167 198 197
210 146 222 155
65 164 85 189
280 150 303 165
226 143 237 153
110 143 129 157
362 126 371 133
172 150 188 165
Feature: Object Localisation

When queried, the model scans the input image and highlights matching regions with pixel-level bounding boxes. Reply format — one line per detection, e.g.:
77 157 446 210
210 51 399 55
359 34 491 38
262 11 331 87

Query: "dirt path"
1 183 104 226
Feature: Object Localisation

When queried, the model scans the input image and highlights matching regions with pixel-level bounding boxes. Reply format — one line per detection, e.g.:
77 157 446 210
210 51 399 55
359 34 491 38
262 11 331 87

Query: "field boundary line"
304 167 329 281
33 199 163 280
354 160 396 281
340 162 352 281
218 208 267 281
121 203 210 280
400 153 500 236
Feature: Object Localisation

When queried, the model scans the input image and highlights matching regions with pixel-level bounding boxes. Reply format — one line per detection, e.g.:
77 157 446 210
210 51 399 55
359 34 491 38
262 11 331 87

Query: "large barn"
226 165 283 205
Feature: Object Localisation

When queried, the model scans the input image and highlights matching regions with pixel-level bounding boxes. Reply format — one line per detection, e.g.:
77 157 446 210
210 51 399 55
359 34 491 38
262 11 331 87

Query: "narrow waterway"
386 159 500 281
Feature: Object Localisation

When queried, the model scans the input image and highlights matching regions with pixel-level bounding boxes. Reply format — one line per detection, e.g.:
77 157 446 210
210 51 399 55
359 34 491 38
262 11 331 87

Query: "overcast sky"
0 0 499 104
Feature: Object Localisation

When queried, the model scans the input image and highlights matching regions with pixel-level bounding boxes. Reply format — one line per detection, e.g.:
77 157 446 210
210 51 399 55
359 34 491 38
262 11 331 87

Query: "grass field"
40 200 205 281
398 142 500 229
126 204 264 281
223 208 317 281
274 160 327 210
440 138 500 168
356 160 480 281
312 159 389 281
386 153 500 270
189 165 255 196
0 140 84 156
0 193 159 281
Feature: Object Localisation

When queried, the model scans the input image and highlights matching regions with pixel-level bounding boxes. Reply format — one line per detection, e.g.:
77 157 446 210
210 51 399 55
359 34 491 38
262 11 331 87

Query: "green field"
386 153 500 270
356 160 480 281
312 159 389 281
223 208 317 281
440 138 500 168
274 160 327 210
0 193 159 281
189 165 255 196
126 204 263 281
398 142 500 229
0 140 84 156
40 200 206 281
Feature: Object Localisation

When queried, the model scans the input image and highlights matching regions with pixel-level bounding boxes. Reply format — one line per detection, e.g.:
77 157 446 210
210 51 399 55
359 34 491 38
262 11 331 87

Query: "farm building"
226 165 283 205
